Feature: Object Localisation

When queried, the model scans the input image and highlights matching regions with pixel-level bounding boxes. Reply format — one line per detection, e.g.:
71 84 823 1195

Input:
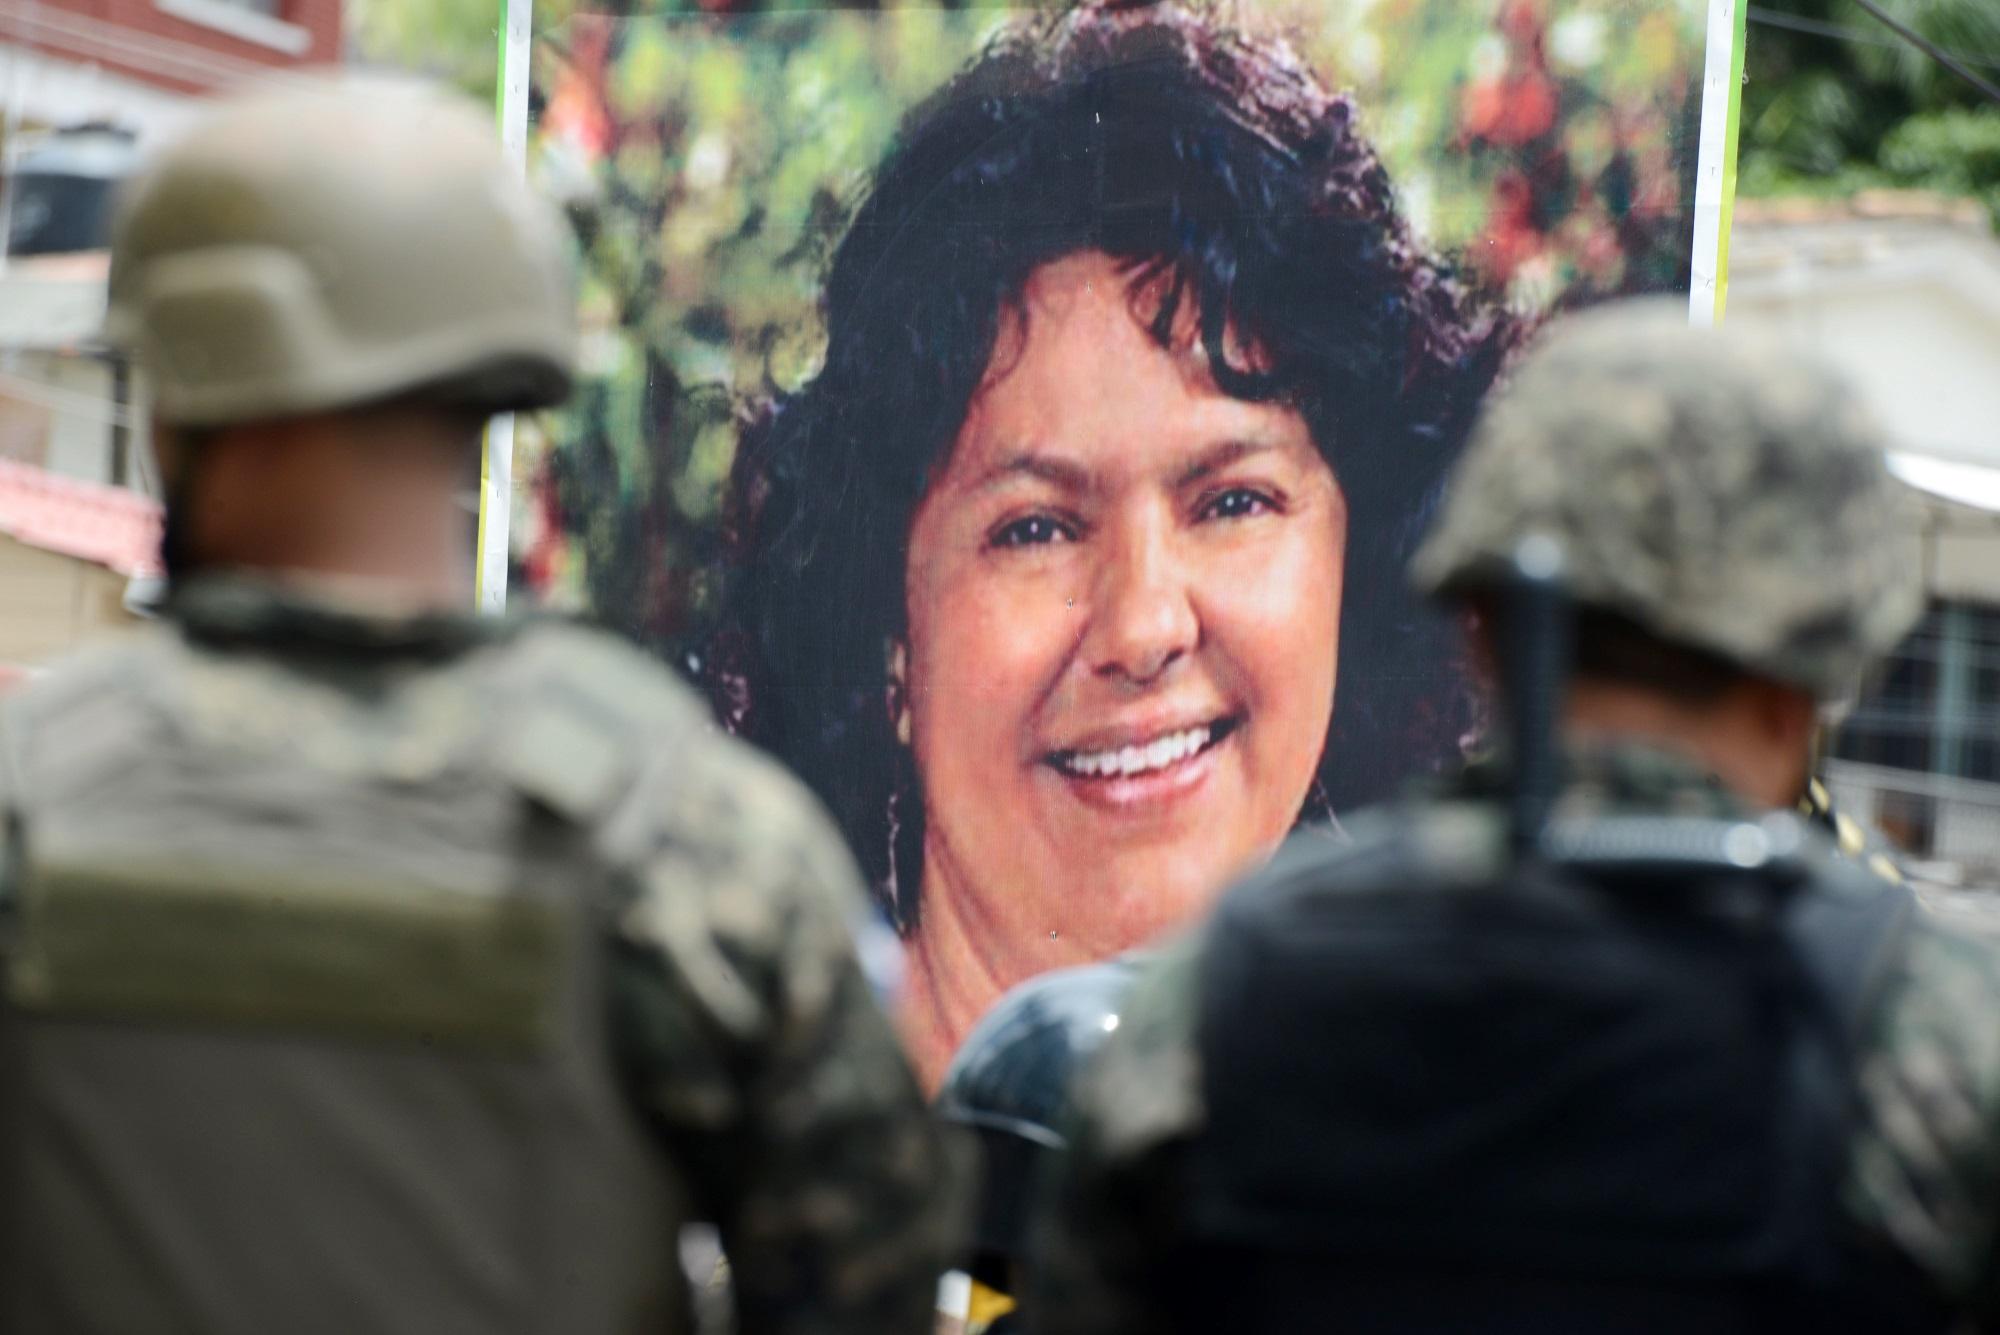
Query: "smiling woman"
898 254 1347 1074
714 1 1518 1084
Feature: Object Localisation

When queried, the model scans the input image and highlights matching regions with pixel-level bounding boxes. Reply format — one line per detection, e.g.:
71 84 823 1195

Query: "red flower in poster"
543 19 612 162
1477 170 1544 283
1461 69 1558 148
523 460 568 595
1459 0 1557 148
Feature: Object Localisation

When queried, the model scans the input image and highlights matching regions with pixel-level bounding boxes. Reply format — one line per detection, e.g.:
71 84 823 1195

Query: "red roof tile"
0 457 161 577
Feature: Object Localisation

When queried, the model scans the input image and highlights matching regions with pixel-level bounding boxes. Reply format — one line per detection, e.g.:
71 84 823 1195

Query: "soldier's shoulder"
1115 936 1207 1043
504 618 711 735
506 620 844 842
1883 893 2000 1019
646 728 857 900
0 625 180 781
1073 933 1210 1159
4 624 173 717
509 622 860 913
1842 888 2000 1298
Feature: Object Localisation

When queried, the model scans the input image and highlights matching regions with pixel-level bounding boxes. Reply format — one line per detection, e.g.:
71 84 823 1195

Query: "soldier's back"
1044 752 2000 1333
0 579 928 1335
1845 895 2000 1320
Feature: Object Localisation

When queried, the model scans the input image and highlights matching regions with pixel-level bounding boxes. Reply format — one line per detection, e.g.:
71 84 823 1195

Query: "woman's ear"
886 638 912 747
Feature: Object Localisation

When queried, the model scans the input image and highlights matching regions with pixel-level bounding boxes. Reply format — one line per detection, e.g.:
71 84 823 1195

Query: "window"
1834 599 2000 784
1875 789 1936 853
155 0 308 56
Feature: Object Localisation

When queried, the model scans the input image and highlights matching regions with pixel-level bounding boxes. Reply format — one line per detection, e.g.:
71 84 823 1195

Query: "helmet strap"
158 426 214 588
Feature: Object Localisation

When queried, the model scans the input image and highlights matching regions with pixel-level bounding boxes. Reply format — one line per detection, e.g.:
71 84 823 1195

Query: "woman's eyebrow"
971 449 1095 494
1174 438 1279 487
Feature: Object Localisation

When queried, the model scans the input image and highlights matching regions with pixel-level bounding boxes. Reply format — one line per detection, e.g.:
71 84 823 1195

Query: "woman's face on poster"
900 250 1347 969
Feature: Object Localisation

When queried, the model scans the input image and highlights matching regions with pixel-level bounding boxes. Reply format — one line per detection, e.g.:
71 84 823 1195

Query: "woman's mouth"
1047 715 1242 782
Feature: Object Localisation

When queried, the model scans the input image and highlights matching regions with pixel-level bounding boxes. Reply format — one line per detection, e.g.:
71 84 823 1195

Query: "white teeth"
1061 725 1212 779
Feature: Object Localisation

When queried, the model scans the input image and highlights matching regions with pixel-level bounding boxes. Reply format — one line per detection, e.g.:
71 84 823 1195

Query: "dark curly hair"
712 2 1516 928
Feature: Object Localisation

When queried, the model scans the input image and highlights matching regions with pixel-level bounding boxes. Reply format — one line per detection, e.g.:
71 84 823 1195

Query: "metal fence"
1825 758 2000 890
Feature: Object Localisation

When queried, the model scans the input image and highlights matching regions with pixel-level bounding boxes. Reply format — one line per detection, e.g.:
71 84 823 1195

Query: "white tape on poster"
476 0 534 614
1688 0 1745 327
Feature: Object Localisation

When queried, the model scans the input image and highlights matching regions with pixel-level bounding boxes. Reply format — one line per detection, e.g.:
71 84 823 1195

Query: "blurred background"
1 0 1995 883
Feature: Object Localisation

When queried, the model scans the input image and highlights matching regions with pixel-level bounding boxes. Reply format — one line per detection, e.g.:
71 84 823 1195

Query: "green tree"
348 0 501 98
1741 0 2000 223
347 0 596 100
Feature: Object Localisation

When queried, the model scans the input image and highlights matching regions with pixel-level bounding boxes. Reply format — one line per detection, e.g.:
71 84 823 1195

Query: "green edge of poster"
476 0 529 613
1714 0 1750 323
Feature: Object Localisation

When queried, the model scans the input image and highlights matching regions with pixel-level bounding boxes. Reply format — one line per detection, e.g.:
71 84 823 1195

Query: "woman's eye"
1199 487 1277 521
990 514 1075 548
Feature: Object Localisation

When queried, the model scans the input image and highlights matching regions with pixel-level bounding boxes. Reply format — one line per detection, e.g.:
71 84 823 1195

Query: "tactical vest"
0 622 698 1335
1177 807 1948 1334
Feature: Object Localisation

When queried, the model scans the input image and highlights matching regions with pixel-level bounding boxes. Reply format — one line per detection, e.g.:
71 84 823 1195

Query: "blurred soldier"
937 960 1137 1334
0 78 952 1335
1035 303 2000 1333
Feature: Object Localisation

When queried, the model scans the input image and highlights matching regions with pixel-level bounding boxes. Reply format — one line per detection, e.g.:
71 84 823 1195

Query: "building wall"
1730 207 2000 473
0 351 127 487
0 42 203 145
1734 204 2000 882
0 531 139 666
1 0 342 100
1930 515 2000 607
1782 284 2000 466
1827 760 2000 880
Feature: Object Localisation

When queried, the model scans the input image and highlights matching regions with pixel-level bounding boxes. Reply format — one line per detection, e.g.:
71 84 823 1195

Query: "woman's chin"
1055 857 1247 954
1015 798 1287 952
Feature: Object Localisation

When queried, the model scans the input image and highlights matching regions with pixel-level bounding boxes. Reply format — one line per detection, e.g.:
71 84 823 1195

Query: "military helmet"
106 76 575 427
1411 300 1922 703
937 958 1139 1267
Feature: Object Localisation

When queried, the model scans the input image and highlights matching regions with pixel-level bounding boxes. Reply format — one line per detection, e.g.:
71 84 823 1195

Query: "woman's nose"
1083 519 1199 686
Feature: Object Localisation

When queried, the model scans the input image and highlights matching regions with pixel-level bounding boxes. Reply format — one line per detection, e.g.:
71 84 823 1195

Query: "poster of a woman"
523 0 1733 1084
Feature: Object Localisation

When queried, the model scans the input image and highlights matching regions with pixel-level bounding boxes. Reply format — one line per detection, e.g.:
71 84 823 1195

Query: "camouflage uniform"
0 573 958 1333
0 579 955 1334
1038 304 2000 1330
0 79 954 1334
